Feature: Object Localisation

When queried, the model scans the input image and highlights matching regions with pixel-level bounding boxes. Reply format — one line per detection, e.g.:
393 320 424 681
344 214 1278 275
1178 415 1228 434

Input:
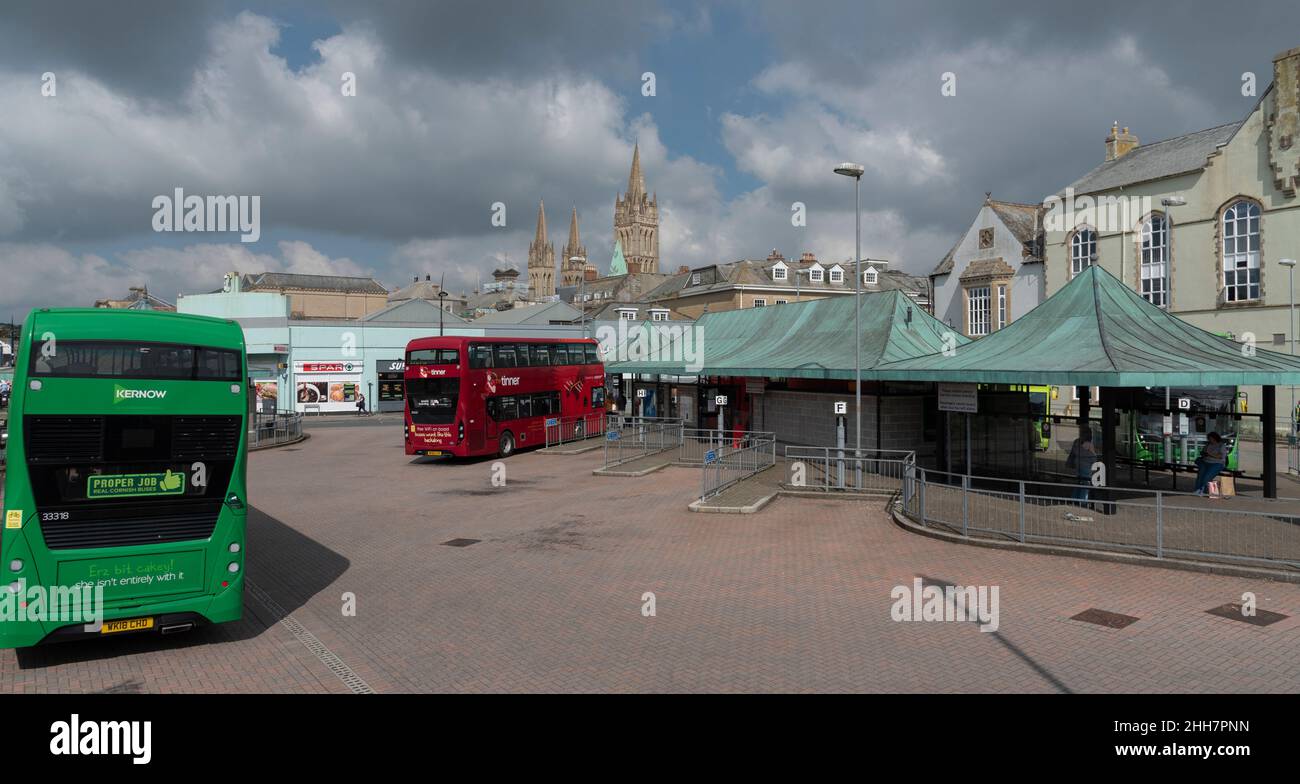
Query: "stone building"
1042 45 1300 432
614 144 660 274
236 271 388 319
559 206 587 288
527 200 556 300
930 197 1045 337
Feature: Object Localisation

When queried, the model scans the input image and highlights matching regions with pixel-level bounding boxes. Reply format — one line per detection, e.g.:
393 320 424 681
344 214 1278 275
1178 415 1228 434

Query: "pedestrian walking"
355 392 367 416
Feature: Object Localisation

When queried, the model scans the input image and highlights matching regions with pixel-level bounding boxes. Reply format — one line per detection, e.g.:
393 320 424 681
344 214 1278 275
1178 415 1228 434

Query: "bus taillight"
458 421 464 443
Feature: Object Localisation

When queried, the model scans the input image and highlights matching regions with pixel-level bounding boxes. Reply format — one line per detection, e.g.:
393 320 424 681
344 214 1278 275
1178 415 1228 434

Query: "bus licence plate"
101 617 155 634
425 451 443 456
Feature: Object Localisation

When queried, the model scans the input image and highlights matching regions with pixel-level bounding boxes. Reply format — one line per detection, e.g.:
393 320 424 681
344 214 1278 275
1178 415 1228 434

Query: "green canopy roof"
870 264 1300 386
606 290 964 379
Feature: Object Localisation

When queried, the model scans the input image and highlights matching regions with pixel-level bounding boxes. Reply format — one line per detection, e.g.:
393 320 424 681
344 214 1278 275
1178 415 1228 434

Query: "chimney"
799 251 817 265
677 265 690 275
1104 122 1140 161
584 267 597 282
766 249 784 262
1268 46 1300 197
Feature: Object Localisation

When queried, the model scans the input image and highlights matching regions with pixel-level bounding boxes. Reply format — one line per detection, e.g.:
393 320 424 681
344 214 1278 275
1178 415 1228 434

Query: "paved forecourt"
3 421 1299 693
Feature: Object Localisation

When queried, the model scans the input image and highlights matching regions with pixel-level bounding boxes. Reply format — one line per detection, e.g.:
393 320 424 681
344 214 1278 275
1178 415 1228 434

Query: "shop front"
292 360 365 413
376 358 406 413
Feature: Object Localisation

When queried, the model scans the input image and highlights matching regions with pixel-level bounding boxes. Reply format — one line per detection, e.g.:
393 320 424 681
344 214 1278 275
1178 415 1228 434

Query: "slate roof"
1064 122 1242 195
241 271 388 295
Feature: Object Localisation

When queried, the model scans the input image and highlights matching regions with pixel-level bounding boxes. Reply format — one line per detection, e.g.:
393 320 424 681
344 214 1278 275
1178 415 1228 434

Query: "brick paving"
3 421 1299 692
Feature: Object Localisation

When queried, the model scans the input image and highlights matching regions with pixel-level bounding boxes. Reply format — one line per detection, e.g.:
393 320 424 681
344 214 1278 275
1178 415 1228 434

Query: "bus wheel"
498 431 515 457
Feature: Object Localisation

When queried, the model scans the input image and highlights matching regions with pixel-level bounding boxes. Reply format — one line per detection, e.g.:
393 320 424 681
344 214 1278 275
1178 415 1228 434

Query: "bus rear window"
31 341 241 381
408 348 459 365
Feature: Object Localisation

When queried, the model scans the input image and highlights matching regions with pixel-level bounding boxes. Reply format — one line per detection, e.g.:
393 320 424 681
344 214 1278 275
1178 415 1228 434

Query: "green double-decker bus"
1 309 248 648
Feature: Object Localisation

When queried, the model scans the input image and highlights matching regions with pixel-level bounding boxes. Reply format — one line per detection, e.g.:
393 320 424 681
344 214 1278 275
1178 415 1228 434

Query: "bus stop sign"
704 450 717 464
606 431 621 441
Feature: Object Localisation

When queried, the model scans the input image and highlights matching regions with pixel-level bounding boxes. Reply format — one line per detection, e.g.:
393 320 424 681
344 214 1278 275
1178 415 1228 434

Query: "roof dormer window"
829 266 844 283
771 261 788 281
863 267 878 285
809 265 824 282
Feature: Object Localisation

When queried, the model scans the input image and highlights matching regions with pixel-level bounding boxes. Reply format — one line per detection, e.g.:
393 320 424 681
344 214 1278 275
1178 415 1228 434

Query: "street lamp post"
1281 258 1297 469
570 256 587 339
1159 197 1185 470
835 161 866 480
438 289 449 336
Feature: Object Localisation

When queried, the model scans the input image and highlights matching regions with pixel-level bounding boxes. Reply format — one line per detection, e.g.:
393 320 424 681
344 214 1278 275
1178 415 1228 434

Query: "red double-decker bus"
404 336 606 457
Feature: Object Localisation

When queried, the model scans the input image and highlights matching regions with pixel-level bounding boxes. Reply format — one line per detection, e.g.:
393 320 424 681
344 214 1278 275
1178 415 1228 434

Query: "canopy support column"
1100 387 1117 515
1264 385 1277 499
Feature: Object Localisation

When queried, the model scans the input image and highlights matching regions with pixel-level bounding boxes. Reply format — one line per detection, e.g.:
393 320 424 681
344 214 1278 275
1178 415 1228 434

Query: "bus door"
483 395 500 446
467 392 487 453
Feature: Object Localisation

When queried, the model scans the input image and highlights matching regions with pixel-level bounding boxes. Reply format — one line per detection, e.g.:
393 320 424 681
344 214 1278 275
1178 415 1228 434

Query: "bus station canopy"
870 264 1300 387
606 289 964 379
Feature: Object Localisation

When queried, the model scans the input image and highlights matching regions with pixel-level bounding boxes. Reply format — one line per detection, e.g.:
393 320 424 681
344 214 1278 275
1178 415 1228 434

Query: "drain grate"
1206 603 1289 627
1070 608 1139 629
246 580 375 694
441 538 481 547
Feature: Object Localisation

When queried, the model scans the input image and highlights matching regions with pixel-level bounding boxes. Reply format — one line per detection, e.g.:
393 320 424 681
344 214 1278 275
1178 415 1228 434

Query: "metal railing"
249 412 304 448
784 446 915 493
680 428 776 465
602 421 683 469
701 434 777 500
901 466 1300 571
545 412 607 448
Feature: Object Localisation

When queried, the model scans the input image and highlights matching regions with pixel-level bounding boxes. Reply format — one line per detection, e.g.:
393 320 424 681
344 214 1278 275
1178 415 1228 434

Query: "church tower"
560 206 587 287
527 200 556 299
614 143 660 274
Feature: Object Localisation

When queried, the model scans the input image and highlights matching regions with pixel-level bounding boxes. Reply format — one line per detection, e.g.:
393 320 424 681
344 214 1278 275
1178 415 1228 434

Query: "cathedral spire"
567 205 581 251
559 206 587 288
534 199 548 245
627 143 645 200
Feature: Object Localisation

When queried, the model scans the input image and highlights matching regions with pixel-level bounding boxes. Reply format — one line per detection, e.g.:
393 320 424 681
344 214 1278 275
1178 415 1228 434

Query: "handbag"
1207 480 1220 497
1218 474 1236 497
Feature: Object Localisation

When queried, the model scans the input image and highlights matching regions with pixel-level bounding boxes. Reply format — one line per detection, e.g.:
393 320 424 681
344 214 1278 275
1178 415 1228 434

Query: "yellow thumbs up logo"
160 470 183 492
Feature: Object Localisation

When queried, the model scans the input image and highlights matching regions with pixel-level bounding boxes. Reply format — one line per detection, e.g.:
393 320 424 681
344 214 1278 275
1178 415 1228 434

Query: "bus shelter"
606 291 969 452
870 265 1300 498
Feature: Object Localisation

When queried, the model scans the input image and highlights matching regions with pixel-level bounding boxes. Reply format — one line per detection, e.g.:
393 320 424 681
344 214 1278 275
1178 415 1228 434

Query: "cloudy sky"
1 0 1297 318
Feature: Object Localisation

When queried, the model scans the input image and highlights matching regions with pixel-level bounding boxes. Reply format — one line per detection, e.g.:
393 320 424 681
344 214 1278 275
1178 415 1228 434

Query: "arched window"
1222 200 1261 301
1070 229 1097 277
1139 215 1168 308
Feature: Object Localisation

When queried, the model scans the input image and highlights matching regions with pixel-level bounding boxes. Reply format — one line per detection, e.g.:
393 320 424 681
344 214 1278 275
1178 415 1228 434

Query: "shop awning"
605 290 963 379
870 264 1300 386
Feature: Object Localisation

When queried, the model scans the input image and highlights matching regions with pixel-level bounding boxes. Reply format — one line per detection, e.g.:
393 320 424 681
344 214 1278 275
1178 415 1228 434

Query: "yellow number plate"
425 451 443 456
101 617 155 634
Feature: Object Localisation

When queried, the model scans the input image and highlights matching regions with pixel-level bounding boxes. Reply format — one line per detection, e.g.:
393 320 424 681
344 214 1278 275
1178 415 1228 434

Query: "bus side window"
486 397 500 420
495 344 516 368
518 395 532 418
470 344 493 369
531 344 550 366
552 344 568 366
515 344 531 367
499 396 518 421
549 391 560 413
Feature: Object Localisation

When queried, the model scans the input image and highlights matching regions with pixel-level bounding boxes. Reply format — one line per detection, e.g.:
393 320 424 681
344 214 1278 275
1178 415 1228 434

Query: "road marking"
246 579 375 694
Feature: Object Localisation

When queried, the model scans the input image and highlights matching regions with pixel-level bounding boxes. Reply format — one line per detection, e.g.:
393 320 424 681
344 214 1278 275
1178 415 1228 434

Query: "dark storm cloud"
322 0 674 78
0 0 221 99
